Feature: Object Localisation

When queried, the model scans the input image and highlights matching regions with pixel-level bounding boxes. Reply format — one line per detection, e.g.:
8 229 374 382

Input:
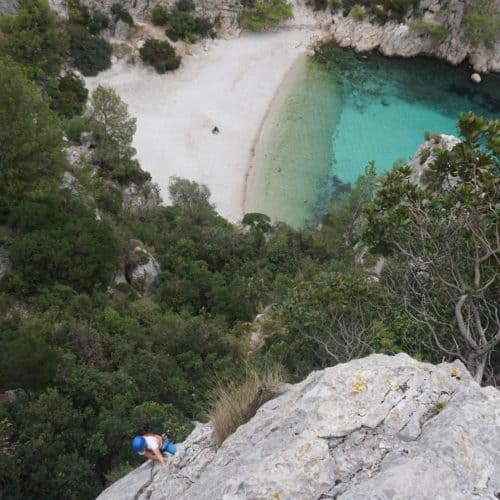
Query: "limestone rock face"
115 239 161 294
407 134 461 185
329 0 500 73
97 354 500 500
122 182 161 213
0 0 15 14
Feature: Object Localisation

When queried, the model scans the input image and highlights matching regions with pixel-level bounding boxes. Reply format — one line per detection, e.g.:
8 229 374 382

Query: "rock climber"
131 433 176 466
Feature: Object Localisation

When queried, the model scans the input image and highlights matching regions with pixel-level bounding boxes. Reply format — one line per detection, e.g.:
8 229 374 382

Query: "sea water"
246 46 500 227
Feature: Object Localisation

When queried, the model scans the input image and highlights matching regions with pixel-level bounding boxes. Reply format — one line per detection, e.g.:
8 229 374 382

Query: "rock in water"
471 73 482 84
98 354 500 500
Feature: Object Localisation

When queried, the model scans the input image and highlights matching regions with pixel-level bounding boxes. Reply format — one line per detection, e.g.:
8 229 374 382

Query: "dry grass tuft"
209 365 286 446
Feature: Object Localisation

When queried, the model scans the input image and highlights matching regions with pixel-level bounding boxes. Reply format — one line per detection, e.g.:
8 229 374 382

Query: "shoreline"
241 52 308 217
85 7 324 223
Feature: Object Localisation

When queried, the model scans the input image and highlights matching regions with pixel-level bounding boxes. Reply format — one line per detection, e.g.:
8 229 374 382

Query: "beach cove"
86 3 325 223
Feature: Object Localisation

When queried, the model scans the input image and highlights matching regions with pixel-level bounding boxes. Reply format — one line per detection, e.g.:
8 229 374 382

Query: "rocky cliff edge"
97 353 500 500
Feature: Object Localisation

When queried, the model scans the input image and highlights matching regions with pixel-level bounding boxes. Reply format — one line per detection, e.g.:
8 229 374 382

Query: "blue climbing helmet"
131 435 146 453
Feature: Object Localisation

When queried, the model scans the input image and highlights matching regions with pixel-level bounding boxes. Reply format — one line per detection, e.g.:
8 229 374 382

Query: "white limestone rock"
471 72 482 83
407 134 460 185
115 239 161 294
122 182 161 213
97 354 500 500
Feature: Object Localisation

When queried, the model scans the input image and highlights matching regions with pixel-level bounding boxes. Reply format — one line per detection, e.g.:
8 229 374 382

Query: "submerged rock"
471 72 482 83
98 354 500 500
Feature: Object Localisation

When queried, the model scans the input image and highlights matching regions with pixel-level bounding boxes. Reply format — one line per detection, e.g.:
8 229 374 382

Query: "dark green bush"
47 73 88 118
68 24 112 76
176 0 196 11
166 10 197 42
165 10 213 42
195 16 213 37
88 9 110 34
151 5 168 25
111 3 134 25
66 115 93 143
68 0 90 25
139 38 181 73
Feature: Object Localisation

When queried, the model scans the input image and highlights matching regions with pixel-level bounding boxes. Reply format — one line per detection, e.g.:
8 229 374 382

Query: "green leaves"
0 0 67 81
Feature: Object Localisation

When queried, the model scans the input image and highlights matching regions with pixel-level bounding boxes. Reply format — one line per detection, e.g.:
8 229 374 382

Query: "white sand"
86 5 322 222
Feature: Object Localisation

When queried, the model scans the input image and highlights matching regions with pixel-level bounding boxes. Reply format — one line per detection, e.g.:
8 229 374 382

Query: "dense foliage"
0 0 67 82
68 24 112 76
110 3 134 26
463 0 500 48
239 0 293 31
139 38 181 73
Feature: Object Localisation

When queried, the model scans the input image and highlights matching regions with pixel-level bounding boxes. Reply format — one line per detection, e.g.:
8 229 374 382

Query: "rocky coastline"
2 0 498 73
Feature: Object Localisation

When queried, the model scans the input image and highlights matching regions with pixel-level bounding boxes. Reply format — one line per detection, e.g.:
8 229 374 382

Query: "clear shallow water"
246 56 341 225
248 46 500 227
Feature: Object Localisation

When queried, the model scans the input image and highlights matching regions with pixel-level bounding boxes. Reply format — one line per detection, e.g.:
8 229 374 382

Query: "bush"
165 10 197 42
209 366 285 445
176 0 196 11
151 5 168 25
68 24 112 76
351 4 365 20
47 73 88 118
68 0 90 25
111 3 134 25
88 10 110 34
310 0 328 10
239 0 293 31
139 38 181 73
410 20 449 43
463 0 500 48
66 115 93 143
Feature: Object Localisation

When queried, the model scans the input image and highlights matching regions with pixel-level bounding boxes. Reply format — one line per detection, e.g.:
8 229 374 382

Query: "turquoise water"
248 46 500 227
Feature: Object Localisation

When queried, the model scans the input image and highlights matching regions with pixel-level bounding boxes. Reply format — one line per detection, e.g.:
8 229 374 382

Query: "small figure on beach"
212 126 220 135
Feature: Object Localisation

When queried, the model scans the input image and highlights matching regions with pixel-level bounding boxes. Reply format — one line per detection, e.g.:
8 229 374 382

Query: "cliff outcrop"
97 353 500 500
329 0 500 73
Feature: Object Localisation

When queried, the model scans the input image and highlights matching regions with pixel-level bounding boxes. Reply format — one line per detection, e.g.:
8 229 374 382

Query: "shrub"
47 73 88 118
66 115 93 143
463 0 500 48
139 38 181 73
111 3 134 25
209 365 285 445
194 16 213 37
151 5 168 25
176 0 196 11
351 4 365 20
329 0 341 13
410 20 449 43
68 24 112 76
68 0 90 25
239 0 293 31
310 0 328 10
88 10 110 34
165 10 197 42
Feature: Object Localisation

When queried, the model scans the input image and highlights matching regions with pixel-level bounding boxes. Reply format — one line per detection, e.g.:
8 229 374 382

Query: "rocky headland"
97 353 500 500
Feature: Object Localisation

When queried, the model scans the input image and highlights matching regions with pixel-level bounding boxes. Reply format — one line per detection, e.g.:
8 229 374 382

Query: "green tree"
0 0 67 81
0 58 65 213
87 85 149 185
361 114 499 383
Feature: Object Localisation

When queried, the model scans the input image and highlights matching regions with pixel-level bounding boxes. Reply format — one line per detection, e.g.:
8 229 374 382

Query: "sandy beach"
86 3 322 222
